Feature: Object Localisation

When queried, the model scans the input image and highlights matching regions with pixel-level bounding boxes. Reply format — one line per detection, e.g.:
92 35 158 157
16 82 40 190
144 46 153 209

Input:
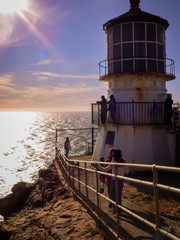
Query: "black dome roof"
103 0 169 31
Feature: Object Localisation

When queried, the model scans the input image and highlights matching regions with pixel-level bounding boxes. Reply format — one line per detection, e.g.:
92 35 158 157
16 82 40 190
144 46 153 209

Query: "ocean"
0 111 94 199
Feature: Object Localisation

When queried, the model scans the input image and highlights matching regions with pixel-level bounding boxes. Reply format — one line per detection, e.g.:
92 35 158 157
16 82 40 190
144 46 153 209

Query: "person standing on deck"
164 95 173 124
64 137 71 158
107 95 116 124
97 95 107 124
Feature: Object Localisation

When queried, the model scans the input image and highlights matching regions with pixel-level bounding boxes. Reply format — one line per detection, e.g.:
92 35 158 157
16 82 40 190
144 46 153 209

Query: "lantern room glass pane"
113 61 122 73
108 28 113 45
147 43 156 58
108 46 113 59
147 23 156 41
148 60 157 72
123 43 133 58
135 42 145 57
123 60 133 72
108 61 113 74
134 23 145 41
158 61 165 73
157 25 164 43
157 44 164 59
113 44 121 59
122 23 132 42
135 60 146 72
113 25 121 43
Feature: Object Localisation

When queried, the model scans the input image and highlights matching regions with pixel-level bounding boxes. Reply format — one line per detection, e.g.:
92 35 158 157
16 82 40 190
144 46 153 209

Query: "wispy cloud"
37 58 53 65
0 80 105 110
33 71 99 80
0 74 15 86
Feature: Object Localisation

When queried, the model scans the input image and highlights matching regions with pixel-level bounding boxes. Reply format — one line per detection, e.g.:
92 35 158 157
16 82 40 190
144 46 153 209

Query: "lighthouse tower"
92 0 177 165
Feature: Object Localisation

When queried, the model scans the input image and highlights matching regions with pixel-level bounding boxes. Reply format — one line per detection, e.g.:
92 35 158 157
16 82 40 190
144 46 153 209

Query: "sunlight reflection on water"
0 111 92 198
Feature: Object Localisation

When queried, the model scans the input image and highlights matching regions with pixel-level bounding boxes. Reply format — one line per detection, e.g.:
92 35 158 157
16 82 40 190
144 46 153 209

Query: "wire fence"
55 148 180 240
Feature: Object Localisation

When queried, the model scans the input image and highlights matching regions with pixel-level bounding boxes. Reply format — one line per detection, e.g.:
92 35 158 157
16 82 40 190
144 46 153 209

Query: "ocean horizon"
0 111 94 198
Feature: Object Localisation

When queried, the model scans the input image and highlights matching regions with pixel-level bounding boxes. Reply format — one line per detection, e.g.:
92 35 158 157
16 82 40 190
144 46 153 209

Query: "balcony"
99 58 175 81
92 101 180 126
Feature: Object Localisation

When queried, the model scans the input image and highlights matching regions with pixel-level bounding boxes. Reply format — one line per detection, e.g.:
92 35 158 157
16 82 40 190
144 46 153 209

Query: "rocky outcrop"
0 182 33 219
0 162 107 240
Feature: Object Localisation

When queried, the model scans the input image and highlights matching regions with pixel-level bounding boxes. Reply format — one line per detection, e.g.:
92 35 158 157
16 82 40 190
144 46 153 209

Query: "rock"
0 182 33 218
0 163 107 240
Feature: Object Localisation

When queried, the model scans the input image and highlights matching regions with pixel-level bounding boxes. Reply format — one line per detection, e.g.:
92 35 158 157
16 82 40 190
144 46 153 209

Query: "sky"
0 0 180 112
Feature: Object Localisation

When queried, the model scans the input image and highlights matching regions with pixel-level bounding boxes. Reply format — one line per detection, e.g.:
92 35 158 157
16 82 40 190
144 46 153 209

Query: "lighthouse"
92 0 180 166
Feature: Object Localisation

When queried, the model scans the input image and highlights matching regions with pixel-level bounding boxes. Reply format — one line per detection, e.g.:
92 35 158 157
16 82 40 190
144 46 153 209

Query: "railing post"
78 162 80 195
98 104 100 124
92 127 94 154
91 104 94 124
95 163 100 228
153 165 160 240
85 162 88 200
55 129 58 159
115 163 120 238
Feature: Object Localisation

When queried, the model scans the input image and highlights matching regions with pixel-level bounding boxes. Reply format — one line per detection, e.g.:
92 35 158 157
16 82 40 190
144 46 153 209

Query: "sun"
0 0 28 15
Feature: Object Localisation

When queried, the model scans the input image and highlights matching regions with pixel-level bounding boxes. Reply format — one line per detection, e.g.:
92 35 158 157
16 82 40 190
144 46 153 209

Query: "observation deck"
99 58 175 81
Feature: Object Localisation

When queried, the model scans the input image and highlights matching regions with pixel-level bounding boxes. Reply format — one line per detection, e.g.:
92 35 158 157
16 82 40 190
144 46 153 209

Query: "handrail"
55 149 180 240
92 101 180 126
99 58 175 78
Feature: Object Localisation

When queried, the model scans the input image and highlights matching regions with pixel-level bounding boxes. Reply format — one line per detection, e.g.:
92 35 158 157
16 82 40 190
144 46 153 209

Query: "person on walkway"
98 149 129 213
106 148 114 205
97 95 107 124
64 137 71 158
164 95 173 124
107 95 116 124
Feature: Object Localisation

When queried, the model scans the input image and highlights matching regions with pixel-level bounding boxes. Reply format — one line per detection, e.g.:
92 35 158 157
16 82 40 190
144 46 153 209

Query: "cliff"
0 161 107 240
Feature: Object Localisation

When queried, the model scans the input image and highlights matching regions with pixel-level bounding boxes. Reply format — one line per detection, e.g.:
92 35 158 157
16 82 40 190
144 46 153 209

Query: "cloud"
36 58 53 65
0 80 105 111
0 74 15 86
33 71 99 80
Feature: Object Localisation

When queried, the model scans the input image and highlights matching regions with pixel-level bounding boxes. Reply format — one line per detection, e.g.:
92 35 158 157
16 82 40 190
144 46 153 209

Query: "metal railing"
55 127 97 158
92 101 180 126
99 58 175 78
55 148 180 240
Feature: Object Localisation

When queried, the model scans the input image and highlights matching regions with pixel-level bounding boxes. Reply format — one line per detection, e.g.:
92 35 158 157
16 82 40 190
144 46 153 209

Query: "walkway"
54 154 180 240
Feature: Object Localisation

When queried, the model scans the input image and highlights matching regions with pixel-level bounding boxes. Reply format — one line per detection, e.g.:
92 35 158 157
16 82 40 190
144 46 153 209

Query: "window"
157 25 164 43
105 131 115 145
147 23 156 41
122 23 132 42
108 46 113 59
158 61 165 73
108 28 113 45
147 43 156 58
135 60 146 72
148 60 157 72
113 61 122 73
157 44 164 59
134 23 145 41
123 60 133 72
113 44 121 59
135 42 145 57
123 43 133 58
113 25 121 43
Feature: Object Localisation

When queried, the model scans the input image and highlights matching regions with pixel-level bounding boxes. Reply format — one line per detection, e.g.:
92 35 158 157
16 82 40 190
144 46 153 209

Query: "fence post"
78 163 80 195
153 165 160 240
92 127 94 153
114 163 120 238
95 163 100 228
55 129 58 159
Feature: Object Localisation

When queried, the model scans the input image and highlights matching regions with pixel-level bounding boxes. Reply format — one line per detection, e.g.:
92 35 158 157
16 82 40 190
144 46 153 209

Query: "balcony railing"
92 101 180 126
99 58 175 79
